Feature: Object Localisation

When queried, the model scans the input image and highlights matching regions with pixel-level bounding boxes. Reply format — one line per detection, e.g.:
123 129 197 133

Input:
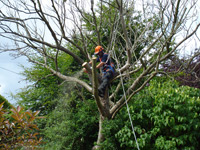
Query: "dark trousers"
98 71 113 97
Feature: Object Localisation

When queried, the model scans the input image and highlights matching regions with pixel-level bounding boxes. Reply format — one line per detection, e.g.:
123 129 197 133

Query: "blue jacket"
96 53 115 73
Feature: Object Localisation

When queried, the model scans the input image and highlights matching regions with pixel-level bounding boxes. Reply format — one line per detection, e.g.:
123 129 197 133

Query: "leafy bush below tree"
25 77 200 150
101 78 200 150
41 91 99 150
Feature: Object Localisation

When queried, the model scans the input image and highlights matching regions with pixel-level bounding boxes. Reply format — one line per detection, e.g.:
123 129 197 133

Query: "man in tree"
83 46 115 97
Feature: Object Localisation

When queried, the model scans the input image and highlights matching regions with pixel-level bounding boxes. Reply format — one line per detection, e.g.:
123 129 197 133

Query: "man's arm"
90 56 104 69
96 62 105 69
83 57 104 72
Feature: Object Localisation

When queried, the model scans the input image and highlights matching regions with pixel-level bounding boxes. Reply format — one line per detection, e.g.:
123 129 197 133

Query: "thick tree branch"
26 55 92 93
111 71 157 119
92 57 105 116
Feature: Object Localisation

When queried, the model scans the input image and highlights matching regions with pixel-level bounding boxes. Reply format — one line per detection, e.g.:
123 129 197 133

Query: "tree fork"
92 57 110 117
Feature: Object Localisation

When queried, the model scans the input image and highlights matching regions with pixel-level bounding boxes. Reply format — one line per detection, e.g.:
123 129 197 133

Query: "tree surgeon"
83 46 115 97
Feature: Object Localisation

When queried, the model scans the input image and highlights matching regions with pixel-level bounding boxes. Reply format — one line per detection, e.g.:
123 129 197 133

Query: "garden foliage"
42 92 98 150
0 102 43 149
101 79 200 149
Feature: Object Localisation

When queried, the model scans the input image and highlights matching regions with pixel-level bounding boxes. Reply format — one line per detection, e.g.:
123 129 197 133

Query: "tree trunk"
92 115 105 150
91 57 111 149
101 88 110 117
92 88 110 149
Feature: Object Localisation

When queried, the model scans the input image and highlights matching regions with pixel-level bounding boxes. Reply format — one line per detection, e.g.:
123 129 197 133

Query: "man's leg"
98 71 113 97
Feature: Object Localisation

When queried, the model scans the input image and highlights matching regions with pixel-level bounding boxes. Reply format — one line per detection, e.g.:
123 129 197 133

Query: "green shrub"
102 78 200 150
42 92 99 150
0 95 12 109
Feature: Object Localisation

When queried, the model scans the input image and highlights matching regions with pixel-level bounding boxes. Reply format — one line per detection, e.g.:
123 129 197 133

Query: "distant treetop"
0 95 12 109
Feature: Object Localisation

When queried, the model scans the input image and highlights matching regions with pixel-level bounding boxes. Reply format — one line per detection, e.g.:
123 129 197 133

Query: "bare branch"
26 54 92 93
90 0 101 45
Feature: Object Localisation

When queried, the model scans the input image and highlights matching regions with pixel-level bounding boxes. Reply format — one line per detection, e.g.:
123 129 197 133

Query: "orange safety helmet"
94 46 103 54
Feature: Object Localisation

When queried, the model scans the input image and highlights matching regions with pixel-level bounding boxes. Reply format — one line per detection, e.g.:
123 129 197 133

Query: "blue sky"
0 52 30 105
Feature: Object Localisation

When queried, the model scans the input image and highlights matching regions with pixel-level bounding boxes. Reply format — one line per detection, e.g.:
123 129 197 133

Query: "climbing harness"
98 53 115 75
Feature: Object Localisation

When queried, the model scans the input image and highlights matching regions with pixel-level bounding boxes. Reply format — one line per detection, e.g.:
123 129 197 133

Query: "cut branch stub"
92 57 98 95
82 62 92 74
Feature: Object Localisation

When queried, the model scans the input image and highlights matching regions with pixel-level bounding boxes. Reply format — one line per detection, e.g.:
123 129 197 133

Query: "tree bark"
92 115 105 150
100 88 111 118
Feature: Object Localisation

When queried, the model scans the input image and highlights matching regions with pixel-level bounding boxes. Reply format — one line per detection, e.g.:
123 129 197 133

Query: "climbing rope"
106 5 140 148
113 50 140 150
